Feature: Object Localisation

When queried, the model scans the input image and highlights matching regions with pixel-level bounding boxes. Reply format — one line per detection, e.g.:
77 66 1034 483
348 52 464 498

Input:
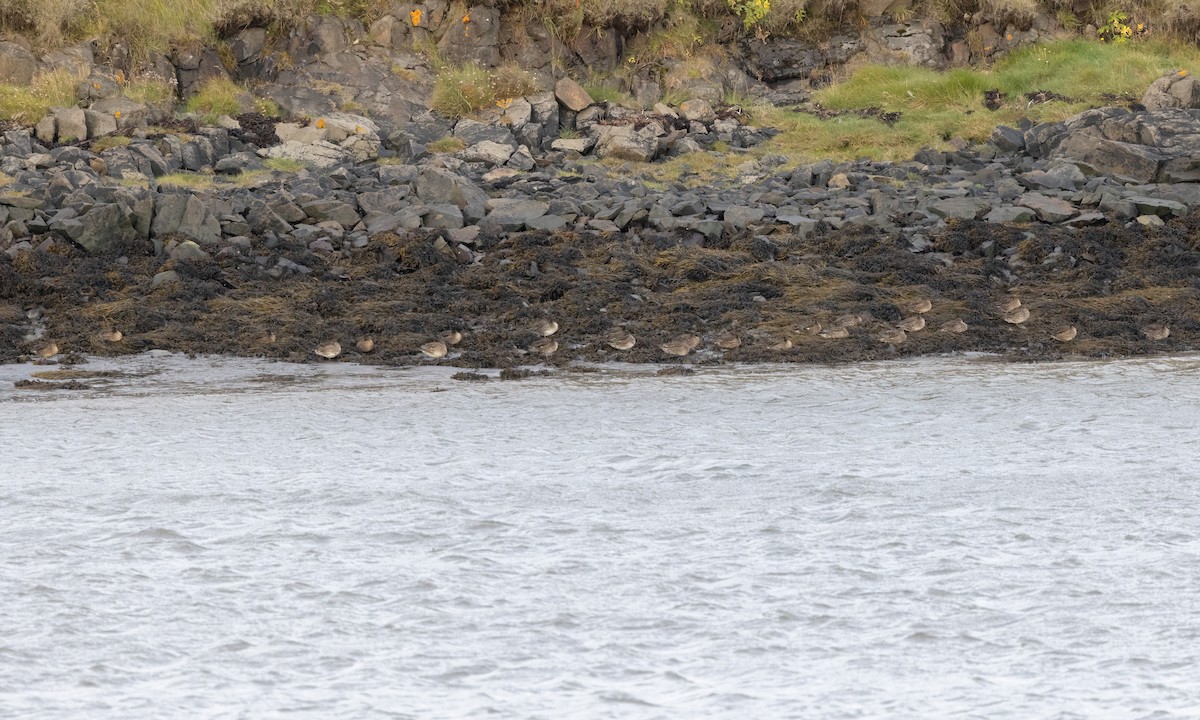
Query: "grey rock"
65 203 140 254
453 119 515 147
169 239 211 262
416 167 487 209
1126 195 1188 217
151 270 181 287
0 42 36 85
724 205 765 230
592 125 659 162
485 198 549 231
1142 72 1200 111
928 197 992 220
300 198 360 228
991 125 1025 152
1018 192 1079 223
984 206 1035 223
152 194 222 244
423 204 464 229
461 140 513 166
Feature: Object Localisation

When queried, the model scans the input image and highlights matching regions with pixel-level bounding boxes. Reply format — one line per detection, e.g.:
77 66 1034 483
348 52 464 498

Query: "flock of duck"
300 294 1170 361
21 297 1172 363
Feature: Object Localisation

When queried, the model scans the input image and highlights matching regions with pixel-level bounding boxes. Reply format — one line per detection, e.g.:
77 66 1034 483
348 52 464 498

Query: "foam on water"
2 354 1200 718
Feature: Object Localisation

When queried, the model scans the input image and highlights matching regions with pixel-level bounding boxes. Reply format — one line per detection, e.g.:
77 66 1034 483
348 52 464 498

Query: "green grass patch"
123 77 176 105
753 39 1200 163
427 136 466 154
185 76 246 121
431 63 538 119
264 157 306 172
0 68 80 124
91 135 132 152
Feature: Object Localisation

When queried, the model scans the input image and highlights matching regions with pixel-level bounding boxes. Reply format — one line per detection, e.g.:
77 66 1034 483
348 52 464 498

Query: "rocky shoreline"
6 73 1200 369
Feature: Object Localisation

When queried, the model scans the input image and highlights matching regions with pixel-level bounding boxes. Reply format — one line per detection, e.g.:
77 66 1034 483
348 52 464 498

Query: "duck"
420 340 448 359
314 341 341 359
604 328 636 351
661 335 700 356
36 342 59 359
898 316 926 332
532 319 559 337
712 330 741 350
833 313 864 328
998 297 1022 313
799 320 823 336
819 326 849 339
1142 323 1170 341
938 318 969 334
877 328 907 344
1004 306 1031 325
356 337 375 353
531 337 558 356
905 298 933 314
1051 325 1077 342
439 330 464 346
766 337 793 351
98 329 123 343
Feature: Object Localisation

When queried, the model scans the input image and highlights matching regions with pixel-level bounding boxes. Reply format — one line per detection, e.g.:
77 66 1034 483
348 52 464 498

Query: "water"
2 354 1199 719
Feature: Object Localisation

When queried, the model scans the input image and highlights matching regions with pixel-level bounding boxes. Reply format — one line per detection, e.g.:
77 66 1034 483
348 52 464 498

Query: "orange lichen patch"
462 13 470 23
316 118 326 129
496 98 513 109
355 124 364 133
1179 69 1190 77
410 9 422 26
114 110 121 118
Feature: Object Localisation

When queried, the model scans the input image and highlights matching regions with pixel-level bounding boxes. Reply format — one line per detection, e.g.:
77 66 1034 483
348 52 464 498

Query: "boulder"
1018 193 1079 223
555 78 593 112
61 203 141 254
484 198 549 231
461 140 513 165
416 167 487 209
1142 71 1200 111
928 197 992 220
1052 134 1163 184
592 125 659 162
300 198 360 228
54 107 88 143
265 140 347 168
679 99 715 123
0 42 36 85
90 97 149 131
152 194 222 244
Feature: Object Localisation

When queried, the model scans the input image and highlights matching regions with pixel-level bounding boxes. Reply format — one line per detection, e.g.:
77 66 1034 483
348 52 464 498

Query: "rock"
0 42 36 85
984 206 1035 223
265 140 346 168
152 194 222 244
151 270 181 287
485 198 549 231
679 99 715 122
1022 163 1086 190
461 140 513 165
991 125 1025 153
301 198 360 228
1018 192 1079 223
1052 134 1163 184
453 119 515 147
742 34 864 83
867 22 942 66
1136 214 1165 227
555 78 593 112
54 107 88 143
63 203 140 254
592 125 659 162
423 204 464 229
416 167 487 209
724 205 765 230
169 239 211 262
35 115 56 145
1142 71 1200 111
550 137 595 154
90 97 149 131
84 109 118 139
928 197 992 220
1126 195 1188 218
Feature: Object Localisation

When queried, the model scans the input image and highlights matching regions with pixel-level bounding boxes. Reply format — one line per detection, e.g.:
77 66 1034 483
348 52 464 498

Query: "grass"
91 135 132 152
427 136 467 153
264 157 306 172
431 63 538 119
584 80 636 107
0 68 81 124
123 76 177 104
185 76 246 121
0 172 12 187
157 169 269 189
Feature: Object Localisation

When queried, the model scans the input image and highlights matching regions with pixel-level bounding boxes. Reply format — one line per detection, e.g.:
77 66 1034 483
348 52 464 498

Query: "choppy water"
2 354 1200 719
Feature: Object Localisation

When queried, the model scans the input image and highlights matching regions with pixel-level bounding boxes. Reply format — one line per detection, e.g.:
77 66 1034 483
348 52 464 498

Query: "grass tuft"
427 136 466 153
185 76 248 122
431 63 538 119
0 68 81 124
